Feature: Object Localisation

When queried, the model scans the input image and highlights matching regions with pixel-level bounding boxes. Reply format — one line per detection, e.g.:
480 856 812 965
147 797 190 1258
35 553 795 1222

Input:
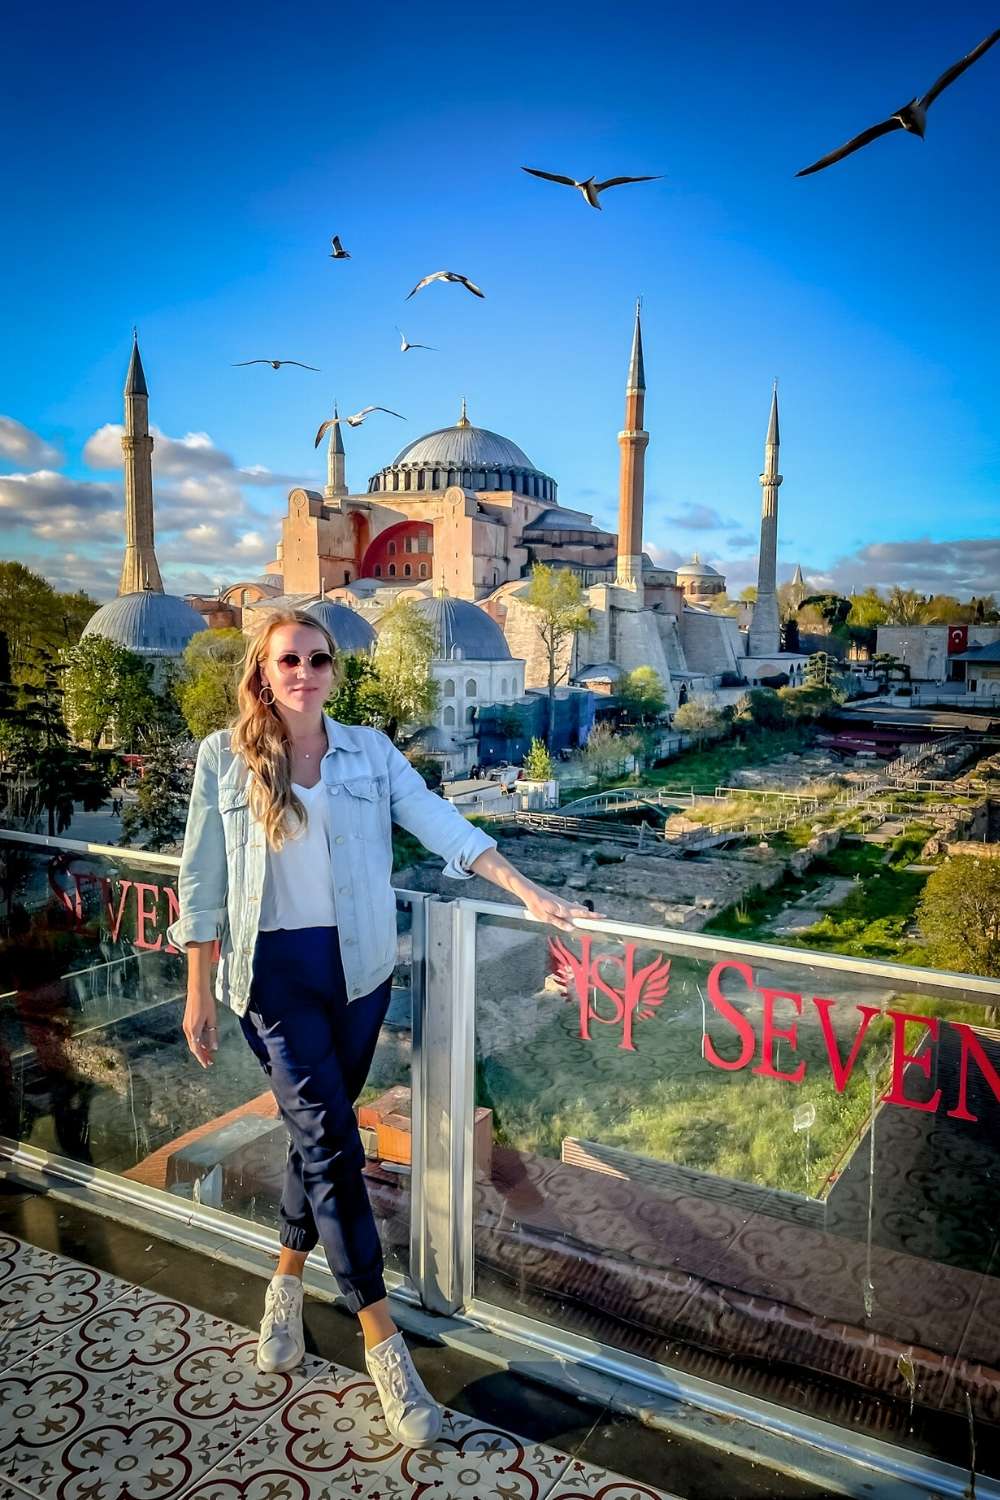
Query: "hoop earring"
259 686 275 707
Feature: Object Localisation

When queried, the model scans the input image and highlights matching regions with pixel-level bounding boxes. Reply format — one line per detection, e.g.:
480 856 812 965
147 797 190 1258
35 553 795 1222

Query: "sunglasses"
273 651 334 671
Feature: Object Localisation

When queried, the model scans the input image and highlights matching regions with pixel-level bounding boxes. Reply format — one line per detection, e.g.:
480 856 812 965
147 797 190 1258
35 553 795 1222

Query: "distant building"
877 625 1000 690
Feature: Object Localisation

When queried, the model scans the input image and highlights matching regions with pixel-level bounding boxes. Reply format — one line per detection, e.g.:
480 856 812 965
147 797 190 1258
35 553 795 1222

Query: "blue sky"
1 0 998 600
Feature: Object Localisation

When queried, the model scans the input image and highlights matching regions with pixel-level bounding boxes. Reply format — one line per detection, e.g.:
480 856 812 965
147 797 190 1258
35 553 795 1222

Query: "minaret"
324 404 347 501
747 382 782 656
118 332 163 595
614 300 648 599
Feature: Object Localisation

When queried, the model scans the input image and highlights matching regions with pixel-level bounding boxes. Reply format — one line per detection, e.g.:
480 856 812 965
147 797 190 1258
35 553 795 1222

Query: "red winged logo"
547 934 670 1052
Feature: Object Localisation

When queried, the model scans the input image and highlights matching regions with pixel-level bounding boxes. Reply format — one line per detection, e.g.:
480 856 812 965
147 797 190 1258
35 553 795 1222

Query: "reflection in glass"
471 910 1000 1470
0 835 413 1282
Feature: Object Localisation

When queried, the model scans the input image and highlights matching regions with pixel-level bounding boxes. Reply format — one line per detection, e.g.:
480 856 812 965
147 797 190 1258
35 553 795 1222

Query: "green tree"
3 647 111 834
523 737 555 780
120 739 193 851
797 593 852 636
917 860 1000 979
741 687 788 731
525 565 595 748
326 653 379 725
921 593 968 625
738 585 758 603
673 699 725 746
578 722 640 782
175 627 246 738
617 666 667 723
847 589 890 628
805 651 834 688
884 586 927 626
0 561 97 684
366 599 439 741
63 635 157 749
778 682 838 719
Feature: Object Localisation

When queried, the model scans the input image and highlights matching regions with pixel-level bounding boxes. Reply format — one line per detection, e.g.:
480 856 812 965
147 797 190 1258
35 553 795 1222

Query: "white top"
259 782 338 931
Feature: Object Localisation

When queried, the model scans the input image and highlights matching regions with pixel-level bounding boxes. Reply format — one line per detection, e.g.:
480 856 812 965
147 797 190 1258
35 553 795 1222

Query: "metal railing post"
411 898 476 1315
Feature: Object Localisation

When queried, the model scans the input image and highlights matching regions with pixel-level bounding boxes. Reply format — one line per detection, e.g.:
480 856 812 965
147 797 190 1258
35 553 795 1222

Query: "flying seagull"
329 235 351 259
406 270 485 299
232 359 320 371
313 408 343 448
521 167 663 209
396 327 436 352
344 405 406 428
797 28 1000 176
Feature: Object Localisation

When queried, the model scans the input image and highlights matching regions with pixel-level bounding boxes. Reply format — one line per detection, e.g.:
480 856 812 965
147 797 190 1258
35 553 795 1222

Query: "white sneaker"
365 1330 443 1446
256 1274 305 1373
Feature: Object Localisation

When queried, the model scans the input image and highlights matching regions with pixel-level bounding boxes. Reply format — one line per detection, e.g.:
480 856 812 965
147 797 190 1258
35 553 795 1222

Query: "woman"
167 608 594 1448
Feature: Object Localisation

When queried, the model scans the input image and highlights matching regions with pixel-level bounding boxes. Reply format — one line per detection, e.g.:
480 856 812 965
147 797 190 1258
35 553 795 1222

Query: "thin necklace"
294 731 326 761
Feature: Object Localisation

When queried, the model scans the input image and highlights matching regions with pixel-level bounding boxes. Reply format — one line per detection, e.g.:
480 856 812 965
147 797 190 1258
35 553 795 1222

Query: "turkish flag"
948 625 968 654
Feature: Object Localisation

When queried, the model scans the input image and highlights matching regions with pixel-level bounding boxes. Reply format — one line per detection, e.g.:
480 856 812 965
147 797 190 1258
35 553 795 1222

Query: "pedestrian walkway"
0 1184 821 1499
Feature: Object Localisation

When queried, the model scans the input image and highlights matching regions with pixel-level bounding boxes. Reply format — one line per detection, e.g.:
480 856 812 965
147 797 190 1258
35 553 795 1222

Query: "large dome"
303 600 376 654
368 402 557 503
82 590 207 657
405 596 512 662
391 425 534 472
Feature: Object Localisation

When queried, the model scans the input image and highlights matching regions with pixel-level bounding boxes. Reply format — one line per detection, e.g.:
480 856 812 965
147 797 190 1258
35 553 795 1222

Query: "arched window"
404 564 412 577
419 563 428 578
465 705 476 724
466 679 477 697
444 679 455 697
500 677 508 696
388 563 396 577
443 705 456 726
344 571 350 585
417 470 425 490
425 533 433 555
374 565 382 577
388 540 396 554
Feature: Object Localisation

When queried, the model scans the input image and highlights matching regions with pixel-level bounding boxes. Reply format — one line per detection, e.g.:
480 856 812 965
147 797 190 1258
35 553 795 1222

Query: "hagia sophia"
82 314 806 774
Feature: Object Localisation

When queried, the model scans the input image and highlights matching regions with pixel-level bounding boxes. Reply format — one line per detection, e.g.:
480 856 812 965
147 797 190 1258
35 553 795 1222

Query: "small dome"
404 596 512 661
82 590 207 657
676 553 723 580
302 600 376 654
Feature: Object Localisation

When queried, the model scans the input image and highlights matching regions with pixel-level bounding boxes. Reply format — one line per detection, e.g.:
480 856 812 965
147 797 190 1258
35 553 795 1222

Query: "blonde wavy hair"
230 608 344 851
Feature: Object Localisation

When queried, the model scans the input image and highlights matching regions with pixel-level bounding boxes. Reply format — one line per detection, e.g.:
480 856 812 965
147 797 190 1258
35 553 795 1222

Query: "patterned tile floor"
0 1231 675 1500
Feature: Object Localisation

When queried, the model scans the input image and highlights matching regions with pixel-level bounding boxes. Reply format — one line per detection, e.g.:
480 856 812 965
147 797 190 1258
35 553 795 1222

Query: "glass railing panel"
0 833 416 1285
469 907 1000 1473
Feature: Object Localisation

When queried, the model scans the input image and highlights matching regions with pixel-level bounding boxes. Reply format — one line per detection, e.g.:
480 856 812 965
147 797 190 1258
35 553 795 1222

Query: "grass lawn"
571 727 818 803
705 824 937 961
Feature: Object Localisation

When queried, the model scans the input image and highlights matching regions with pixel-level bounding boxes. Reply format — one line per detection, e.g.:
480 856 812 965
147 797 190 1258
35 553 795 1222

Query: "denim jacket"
166 715 497 1015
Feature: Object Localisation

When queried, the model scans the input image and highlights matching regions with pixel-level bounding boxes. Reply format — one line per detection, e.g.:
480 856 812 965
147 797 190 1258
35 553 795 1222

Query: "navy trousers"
239 927 392 1313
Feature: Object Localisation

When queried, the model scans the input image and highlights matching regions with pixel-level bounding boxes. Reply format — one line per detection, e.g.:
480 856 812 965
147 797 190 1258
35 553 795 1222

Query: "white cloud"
819 538 1000 598
0 416 62 469
83 423 307 490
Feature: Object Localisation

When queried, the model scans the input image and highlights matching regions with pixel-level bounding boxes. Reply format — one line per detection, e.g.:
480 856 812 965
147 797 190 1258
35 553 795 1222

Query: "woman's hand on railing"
183 991 219 1069
519 882 605 933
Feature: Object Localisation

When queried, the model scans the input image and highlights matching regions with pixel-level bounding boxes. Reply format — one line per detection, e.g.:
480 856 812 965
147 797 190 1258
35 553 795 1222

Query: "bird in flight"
330 235 351 259
232 359 320 371
797 28 1000 176
313 406 343 448
406 270 485 299
521 167 663 210
345 405 406 428
396 327 436 352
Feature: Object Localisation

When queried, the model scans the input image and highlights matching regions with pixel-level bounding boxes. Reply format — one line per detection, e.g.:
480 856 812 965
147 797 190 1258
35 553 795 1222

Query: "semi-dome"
368 401 557 503
303 599 376 654
403 595 512 662
82 590 207 657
